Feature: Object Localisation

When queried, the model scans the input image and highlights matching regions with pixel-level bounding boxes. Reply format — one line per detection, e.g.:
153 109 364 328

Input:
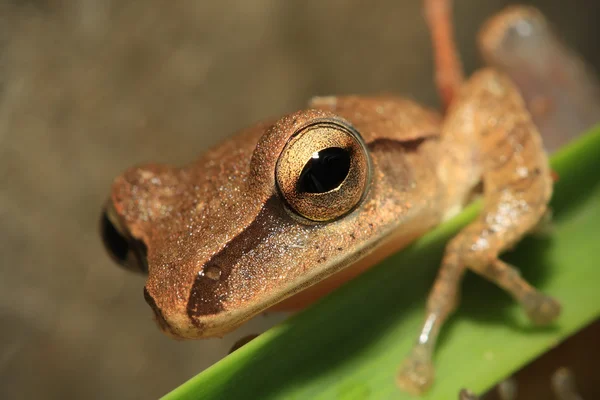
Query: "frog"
100 0 563 394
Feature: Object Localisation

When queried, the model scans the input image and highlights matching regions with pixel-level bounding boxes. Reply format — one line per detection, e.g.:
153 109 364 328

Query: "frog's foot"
522 292 561 326
496 377 518 400
458 389 479 400
551 367 582 400
397 344 435 395
469 258 561 327
228 334 259 354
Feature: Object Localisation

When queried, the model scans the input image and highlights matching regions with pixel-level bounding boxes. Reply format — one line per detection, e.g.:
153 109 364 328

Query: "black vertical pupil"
297 147 351 193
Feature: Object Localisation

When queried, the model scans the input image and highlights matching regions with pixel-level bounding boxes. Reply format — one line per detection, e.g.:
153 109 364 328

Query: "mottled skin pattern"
101 0 561 395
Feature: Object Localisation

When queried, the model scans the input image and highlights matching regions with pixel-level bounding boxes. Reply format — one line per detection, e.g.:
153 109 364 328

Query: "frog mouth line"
143 287 181 338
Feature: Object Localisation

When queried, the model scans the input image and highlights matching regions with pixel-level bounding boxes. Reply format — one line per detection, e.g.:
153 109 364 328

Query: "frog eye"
276 119 371 221
100 202 148 274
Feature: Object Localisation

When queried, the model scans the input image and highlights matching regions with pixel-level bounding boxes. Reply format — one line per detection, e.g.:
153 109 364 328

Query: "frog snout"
100 201 148 274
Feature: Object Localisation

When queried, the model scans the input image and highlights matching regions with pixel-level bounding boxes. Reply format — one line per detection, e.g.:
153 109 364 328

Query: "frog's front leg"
397 69 561 394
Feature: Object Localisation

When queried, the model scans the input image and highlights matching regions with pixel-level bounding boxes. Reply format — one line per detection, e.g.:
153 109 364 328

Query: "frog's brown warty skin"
100 0 563 395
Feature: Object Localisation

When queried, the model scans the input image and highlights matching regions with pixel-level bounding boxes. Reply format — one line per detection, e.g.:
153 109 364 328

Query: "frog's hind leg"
397 69 561 395
424 0 464 111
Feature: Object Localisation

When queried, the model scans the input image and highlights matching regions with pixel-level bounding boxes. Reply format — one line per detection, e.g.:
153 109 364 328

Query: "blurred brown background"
1 1 599 399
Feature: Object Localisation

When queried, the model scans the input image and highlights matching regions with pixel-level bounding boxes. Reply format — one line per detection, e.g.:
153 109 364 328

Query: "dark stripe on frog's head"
186 196 291 324
184 137 432 325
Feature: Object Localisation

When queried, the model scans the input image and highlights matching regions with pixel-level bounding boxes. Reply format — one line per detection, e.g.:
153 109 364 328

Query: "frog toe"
396 346 435 395
523 293 561 325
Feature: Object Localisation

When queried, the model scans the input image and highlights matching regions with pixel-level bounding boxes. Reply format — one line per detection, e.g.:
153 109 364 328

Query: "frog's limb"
479 6 600 153
397 69 561 394
228 334 259 354
458 389 479 400
423 0 464 111
497 377 518 400
552 367 584 400
458 368 582 400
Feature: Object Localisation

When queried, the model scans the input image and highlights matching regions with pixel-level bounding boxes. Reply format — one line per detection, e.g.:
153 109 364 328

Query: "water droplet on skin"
204 265 222 281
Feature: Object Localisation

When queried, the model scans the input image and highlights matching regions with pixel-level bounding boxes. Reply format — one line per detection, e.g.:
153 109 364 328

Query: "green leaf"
164 126 600 400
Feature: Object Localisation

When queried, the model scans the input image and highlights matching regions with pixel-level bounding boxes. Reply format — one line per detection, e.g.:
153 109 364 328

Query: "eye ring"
275 118 371 222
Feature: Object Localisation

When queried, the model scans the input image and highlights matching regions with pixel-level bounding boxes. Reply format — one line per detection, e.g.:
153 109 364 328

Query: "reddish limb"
423 0 465 111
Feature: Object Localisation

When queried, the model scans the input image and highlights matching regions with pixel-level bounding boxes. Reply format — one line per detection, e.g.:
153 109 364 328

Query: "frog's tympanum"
100 0 562 394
